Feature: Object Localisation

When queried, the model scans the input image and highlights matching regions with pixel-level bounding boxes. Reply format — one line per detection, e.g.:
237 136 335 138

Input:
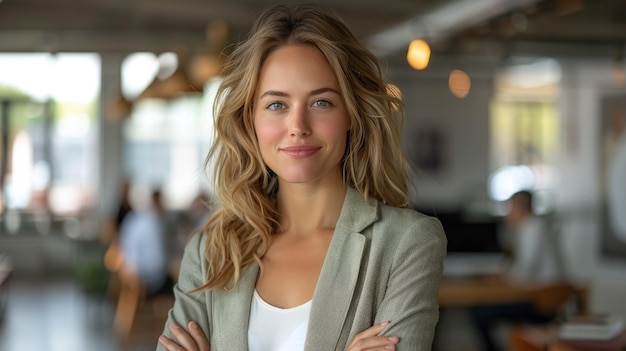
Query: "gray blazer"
158 187 447 351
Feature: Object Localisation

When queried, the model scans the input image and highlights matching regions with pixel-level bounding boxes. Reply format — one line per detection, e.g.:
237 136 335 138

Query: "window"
0 53 100 221
122 78 220 210
489 58 560 210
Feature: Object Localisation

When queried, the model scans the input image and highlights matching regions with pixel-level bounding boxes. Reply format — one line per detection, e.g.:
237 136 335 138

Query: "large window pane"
488 58 560 209
0 53 100 230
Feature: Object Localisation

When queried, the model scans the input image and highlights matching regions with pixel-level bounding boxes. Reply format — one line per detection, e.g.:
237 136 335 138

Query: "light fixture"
407 39 431 70
138 48 202 100
107 93 133 122
448 69 471 98
190 20 230 88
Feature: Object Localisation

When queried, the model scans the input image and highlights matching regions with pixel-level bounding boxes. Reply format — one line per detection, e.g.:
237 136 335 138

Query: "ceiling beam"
0 29 207 53
367 0 545 55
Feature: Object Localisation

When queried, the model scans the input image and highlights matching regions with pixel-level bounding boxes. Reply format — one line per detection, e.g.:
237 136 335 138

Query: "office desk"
438 277 588 313
439 277 538 307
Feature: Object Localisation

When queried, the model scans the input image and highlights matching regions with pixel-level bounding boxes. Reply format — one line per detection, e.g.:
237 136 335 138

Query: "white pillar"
97 53 126 221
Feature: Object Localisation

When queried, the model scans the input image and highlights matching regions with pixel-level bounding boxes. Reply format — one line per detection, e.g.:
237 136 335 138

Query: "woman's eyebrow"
259 87 340 99
309 87 340 96
259 90 289 99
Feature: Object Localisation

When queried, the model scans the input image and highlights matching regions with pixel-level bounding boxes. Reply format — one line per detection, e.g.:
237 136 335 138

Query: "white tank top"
248 290 312 351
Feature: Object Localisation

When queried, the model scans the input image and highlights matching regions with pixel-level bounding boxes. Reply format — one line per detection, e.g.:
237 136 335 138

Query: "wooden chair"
113 260 173 346
114 267 144 340
103 241 124 302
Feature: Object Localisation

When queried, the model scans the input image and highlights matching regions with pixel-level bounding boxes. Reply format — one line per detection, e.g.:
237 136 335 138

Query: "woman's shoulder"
366 203 447 268
181 231 208 263
378 202 442 227
376 203 446 242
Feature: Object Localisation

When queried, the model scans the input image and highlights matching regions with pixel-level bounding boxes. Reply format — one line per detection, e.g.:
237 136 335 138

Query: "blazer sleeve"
376 215 447 351
156 232 211 350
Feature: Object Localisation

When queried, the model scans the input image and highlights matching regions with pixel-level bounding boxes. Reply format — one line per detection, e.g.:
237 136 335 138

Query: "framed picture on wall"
599 93 626 260
411 126 445 174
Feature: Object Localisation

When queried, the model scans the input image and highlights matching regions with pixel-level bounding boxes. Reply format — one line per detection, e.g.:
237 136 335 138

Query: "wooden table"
439 277 538 307
438 276 588 313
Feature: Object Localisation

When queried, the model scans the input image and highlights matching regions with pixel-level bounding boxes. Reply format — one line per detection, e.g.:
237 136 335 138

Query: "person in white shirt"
505 191 563 285
470 190 565 351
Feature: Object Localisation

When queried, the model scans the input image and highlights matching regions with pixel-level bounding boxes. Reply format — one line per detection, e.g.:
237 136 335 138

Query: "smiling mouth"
280 146 321 158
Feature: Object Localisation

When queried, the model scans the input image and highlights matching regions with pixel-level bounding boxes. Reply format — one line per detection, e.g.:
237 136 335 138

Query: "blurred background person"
114 180 134 240
469 190 566 351
101 178 134 248
119 189 173 296
100 179 135 297
504 190 564 285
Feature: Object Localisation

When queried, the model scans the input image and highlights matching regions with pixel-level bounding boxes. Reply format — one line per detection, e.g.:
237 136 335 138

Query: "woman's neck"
275 180 347 237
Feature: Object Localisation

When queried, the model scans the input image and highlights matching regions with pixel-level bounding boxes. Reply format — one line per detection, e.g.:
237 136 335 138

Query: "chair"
113 259 173 345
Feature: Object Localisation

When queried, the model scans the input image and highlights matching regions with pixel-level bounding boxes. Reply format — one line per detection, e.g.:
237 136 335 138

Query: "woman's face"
253 44 350 187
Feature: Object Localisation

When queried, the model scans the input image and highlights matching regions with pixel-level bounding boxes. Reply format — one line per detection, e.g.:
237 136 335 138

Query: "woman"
157 4 446 351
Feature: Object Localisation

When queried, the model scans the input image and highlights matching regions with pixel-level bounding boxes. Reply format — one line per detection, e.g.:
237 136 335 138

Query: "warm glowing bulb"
407 39 431 70
449 69 471 98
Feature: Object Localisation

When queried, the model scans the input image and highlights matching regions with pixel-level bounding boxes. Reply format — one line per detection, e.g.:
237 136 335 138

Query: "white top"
248 290 311 351
506 216 563 285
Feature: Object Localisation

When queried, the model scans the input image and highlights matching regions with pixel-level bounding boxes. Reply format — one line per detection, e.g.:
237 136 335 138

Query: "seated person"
119 189 173 296
470 190 565 351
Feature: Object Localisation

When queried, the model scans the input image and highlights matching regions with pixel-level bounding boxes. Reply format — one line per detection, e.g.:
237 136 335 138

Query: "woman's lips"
280 145 321 158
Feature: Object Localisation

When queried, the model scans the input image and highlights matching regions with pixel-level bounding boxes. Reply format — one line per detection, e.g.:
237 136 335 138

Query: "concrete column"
97 53 127 221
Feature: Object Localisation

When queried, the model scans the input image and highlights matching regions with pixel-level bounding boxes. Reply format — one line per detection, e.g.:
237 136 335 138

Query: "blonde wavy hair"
198 4 414 291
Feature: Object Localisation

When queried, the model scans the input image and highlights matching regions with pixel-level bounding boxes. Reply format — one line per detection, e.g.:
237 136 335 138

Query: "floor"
0 276 161 351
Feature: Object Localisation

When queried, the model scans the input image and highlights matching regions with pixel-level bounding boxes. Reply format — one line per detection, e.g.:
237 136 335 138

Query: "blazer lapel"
211 262 258 351
305 188 378 351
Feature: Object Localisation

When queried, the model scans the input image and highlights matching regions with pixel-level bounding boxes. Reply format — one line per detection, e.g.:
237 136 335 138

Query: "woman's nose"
289 107 311 136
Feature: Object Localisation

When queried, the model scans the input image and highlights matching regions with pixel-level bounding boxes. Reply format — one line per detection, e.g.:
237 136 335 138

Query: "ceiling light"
449 69 471 98
407 39 430 70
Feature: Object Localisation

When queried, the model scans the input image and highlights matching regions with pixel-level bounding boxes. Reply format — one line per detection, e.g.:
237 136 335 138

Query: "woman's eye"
312 100 332 108
267 102 285 111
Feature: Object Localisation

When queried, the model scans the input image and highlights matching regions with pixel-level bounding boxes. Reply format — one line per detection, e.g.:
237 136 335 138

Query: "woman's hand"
346 321 400 351
158 321 209 351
